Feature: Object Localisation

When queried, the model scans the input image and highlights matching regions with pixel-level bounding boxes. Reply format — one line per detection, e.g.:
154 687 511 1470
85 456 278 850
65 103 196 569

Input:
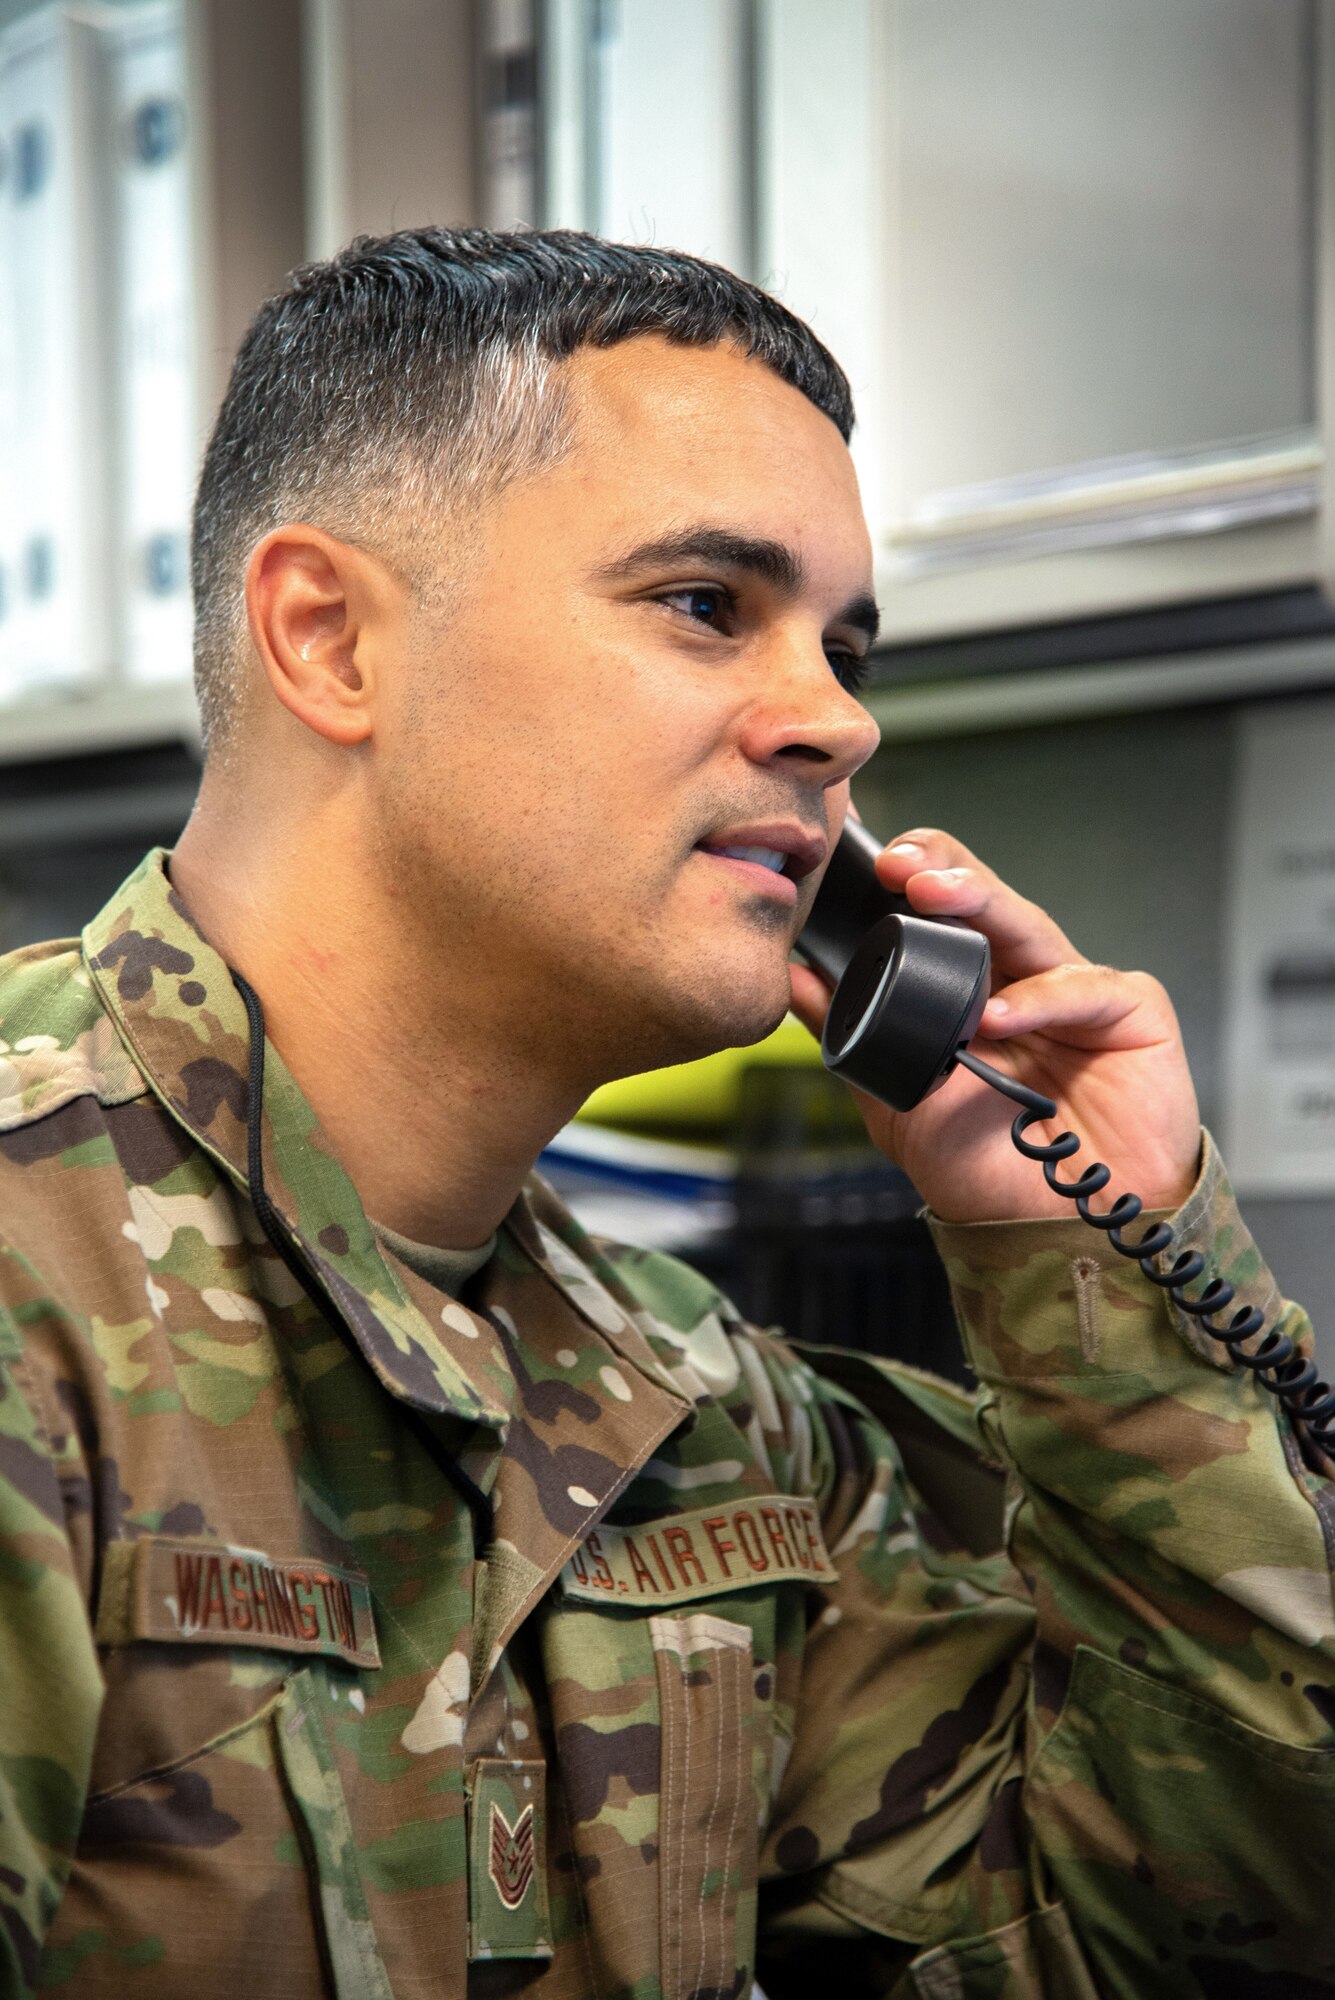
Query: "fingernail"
935 867 970 884
887 841 923 859
986 996 1009 1015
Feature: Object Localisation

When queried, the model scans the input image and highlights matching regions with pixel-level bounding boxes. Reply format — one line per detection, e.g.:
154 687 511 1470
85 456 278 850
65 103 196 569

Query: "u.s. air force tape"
559 1495 837 1607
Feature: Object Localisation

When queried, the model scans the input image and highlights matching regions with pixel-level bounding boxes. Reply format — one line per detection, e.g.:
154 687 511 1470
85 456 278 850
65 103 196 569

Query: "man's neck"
170 800 587 1251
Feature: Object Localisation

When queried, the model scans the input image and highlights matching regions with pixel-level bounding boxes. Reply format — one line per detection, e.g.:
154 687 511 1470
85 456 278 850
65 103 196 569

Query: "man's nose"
737 638 881 787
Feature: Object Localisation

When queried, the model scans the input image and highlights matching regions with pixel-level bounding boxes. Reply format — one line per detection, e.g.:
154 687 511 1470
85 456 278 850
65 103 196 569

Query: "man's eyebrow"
592 525 881 643
593 527 805 592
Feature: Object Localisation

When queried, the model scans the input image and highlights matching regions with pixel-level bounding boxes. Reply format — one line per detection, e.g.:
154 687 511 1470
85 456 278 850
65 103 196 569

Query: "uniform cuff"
925 1131 1284 1377
924 1128 1210 1267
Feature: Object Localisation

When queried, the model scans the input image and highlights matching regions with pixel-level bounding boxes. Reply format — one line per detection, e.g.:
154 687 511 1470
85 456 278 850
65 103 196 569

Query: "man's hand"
789 828 1201 1224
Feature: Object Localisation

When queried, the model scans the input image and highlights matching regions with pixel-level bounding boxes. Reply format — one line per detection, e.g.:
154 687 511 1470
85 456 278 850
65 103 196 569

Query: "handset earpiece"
819 912 991 1111
796 819 991 1113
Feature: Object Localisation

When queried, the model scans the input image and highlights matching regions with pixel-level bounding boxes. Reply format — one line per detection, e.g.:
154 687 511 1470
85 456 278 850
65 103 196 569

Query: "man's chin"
604 972 793 1082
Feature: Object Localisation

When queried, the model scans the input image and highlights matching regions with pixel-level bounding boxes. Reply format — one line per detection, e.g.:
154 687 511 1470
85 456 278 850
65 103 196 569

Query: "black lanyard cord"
229 968 495 1554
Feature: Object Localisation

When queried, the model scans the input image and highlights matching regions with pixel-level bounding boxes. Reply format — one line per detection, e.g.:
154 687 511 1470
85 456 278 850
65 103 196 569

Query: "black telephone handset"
794 818 1335 1470
796 817 991 1113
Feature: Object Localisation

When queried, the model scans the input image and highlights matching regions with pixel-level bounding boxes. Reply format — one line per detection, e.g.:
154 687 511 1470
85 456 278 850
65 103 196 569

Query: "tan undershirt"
373 1220 497 1302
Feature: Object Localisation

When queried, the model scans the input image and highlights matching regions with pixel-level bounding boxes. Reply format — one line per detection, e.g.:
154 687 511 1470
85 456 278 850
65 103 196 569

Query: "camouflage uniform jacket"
2 850 1335 2000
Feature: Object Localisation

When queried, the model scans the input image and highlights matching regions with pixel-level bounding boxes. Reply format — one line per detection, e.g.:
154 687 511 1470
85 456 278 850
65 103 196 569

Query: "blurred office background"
3 0 1334 1370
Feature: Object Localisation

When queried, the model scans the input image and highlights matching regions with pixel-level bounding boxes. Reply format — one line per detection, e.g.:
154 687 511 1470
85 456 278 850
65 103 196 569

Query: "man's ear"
245 525 391 747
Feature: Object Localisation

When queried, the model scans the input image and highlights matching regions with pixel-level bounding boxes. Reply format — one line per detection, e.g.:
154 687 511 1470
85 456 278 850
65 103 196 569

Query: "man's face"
370 334 881 1078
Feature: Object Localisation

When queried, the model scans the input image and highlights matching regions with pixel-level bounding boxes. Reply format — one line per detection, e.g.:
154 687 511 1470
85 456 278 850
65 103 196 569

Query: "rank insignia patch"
489 1801 535 1909
468 1759 551 1962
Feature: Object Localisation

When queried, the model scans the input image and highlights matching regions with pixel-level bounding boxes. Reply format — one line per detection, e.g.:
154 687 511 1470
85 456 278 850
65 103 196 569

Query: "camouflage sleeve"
0 1253 104 1996
926 1129 1335 1702
915 1128 1335 1987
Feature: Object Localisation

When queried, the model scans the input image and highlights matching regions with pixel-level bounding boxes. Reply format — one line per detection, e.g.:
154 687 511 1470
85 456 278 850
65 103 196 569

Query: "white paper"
1224 697 1335 1193
0 7 111 705
0 62 16 707
109 0 194 687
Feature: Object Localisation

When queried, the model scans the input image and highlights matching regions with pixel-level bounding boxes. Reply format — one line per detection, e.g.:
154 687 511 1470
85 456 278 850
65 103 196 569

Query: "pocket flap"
909 1903 1099 1999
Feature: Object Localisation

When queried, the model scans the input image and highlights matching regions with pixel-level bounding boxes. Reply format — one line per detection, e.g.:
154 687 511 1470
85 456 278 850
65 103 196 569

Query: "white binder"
106 0 194 688
0 5 112 708
0 76 16 707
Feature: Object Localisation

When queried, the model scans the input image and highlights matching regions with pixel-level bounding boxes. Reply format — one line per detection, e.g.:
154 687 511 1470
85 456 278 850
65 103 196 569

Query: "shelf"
0 679 201 765
864 633 1335 741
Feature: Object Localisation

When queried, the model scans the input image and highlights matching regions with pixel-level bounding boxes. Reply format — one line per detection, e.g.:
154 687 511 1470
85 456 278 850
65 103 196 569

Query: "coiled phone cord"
955 1046 1335 1469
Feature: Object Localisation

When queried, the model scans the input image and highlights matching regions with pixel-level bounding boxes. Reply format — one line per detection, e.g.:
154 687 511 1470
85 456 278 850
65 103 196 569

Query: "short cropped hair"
189 226 855 750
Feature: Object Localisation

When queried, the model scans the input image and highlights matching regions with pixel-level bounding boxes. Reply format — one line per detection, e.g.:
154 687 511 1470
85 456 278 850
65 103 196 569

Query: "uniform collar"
83 850 691 1438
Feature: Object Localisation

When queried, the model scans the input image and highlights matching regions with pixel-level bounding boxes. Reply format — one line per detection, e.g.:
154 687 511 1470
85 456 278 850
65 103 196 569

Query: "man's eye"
662 585 733 629
829 651 871 695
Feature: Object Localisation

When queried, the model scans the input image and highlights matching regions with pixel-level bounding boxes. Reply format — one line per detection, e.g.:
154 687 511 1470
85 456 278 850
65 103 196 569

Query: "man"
1 228 1331 1999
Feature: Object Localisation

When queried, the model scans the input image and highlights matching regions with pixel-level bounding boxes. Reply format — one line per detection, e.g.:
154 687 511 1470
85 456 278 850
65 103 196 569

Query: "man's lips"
692 823 827 907
696 824 827 876
697 850 800 905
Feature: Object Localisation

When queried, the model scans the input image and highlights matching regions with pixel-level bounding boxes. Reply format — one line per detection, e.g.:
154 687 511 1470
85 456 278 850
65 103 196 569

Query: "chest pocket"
1024 1645 1335 1991
87 1535 379 1791
539 1495 835 1995
41 1538 385 1998
539 1582 797 2000
651 1611 759 2000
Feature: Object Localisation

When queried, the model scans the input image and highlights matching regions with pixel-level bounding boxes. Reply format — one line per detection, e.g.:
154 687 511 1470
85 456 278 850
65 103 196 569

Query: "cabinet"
538 0 1335 652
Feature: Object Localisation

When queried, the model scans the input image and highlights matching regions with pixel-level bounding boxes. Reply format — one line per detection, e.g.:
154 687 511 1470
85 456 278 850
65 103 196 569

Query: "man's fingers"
875 827 1077 977
978 963 1176 1050
874 826 976 885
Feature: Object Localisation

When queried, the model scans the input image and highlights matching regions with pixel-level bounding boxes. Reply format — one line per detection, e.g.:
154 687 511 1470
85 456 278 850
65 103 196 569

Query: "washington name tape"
559 1494 837 1607
96 1535 381 1669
